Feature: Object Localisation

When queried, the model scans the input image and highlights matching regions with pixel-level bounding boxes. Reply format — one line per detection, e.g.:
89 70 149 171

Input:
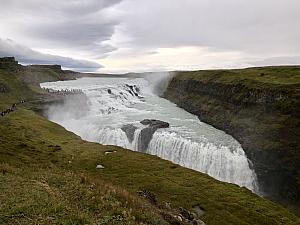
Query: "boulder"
179 207 194 221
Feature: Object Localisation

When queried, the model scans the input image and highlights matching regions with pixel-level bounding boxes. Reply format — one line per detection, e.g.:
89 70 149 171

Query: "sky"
0 0 299 73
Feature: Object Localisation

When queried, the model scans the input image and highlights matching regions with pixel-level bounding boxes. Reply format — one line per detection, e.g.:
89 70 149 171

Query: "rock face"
125 84 141 97
138 119 170 152
164 68 300 206
121 124 138 143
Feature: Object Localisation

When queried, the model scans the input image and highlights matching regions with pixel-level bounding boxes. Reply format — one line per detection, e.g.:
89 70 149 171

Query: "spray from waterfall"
143 72 175 96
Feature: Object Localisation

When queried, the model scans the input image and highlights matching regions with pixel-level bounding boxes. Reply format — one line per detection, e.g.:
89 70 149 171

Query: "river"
41 73 259 192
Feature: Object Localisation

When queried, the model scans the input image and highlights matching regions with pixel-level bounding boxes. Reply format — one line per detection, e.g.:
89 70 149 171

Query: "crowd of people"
43 88 83 95
1 99 26 117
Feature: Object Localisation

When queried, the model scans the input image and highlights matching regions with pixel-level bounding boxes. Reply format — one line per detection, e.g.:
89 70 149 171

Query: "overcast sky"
0 0 299 72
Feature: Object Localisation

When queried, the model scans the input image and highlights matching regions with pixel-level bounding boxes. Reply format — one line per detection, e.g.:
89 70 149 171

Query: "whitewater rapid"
41 73 259 192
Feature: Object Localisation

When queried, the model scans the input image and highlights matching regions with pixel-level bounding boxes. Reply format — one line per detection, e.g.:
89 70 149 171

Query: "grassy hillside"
175 66 300 87
1 64 299 225
0 68 34 108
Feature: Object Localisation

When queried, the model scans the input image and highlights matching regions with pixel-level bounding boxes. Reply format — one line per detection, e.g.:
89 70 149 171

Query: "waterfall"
81 126 258 192
41 75 260 193
146 131 258 191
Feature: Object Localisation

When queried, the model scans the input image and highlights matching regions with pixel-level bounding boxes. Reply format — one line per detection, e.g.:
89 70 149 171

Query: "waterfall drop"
41 73 260 193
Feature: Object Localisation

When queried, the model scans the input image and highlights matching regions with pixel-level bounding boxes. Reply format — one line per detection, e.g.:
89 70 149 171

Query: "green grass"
0 69 34 108
0 66 299 225
176 66 300 88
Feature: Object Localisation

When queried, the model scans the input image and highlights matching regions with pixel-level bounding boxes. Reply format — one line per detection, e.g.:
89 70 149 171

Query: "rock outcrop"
121 124 138 143
138 119 170 152
164 68 300 207
137 190 206 225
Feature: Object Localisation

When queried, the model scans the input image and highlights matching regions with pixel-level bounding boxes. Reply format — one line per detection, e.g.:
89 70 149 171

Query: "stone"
96 164 104 169
179 207 194 221
160 212 182 225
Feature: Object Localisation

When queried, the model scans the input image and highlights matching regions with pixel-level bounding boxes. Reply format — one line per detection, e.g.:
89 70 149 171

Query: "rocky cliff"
164 67 300 208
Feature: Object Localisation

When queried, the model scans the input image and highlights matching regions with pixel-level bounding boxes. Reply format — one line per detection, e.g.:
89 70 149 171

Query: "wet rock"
125 84 140 97
138 127 156 152
121 124 137 143
140 119 170 128
138 119 170 152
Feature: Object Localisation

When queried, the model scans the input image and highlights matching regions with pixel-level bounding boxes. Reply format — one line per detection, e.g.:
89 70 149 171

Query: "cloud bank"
0 0 122 58
0 39 102 71
0 0 299 72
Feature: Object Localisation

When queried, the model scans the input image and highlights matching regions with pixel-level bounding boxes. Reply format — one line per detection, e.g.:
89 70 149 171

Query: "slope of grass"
0 68 34 108
175 66 300 88
0 66 299 224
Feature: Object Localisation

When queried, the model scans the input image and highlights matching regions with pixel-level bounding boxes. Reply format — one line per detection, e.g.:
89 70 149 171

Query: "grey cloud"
1 0 122 15
30 20 117 55
0 0 299 71
0 38 102 72
0 0 123 57
117 0 300 55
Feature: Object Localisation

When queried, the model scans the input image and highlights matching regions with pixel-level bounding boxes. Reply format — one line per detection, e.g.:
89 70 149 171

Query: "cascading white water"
41 73 259 193
146 131 257 189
